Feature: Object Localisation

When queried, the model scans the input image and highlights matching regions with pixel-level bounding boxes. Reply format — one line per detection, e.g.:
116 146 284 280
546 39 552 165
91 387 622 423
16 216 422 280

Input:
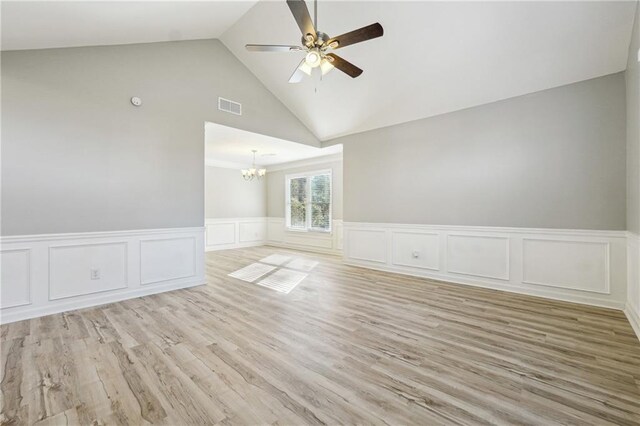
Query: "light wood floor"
2 246 640 425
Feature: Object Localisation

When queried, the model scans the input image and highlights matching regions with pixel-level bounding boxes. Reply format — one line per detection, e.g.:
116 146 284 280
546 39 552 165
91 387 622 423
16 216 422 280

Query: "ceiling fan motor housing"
303 31 329 48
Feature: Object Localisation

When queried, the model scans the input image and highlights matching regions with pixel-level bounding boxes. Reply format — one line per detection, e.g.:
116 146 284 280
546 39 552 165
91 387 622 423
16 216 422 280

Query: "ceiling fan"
245 0 383 83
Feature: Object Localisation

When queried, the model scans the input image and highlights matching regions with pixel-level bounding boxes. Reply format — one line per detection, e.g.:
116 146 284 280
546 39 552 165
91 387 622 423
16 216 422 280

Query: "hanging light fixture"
241 150 266 181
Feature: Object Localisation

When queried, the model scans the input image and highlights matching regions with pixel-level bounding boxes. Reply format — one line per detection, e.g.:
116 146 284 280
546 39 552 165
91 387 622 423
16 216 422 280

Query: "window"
286 170 332 232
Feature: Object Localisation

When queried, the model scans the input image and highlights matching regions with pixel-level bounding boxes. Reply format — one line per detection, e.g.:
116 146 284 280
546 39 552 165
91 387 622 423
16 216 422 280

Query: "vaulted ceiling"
0 1 258 51
221 1 637 140
2 1 637 141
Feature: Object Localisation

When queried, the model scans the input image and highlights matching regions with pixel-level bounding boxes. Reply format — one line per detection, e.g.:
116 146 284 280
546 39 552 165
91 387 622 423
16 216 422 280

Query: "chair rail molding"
1 227 205 323
343 222 627 310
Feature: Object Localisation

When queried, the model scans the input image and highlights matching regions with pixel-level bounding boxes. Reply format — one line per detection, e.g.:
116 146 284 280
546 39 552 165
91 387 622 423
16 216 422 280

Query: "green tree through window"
287 172 331 231
289 177 307 228
311 174 330 230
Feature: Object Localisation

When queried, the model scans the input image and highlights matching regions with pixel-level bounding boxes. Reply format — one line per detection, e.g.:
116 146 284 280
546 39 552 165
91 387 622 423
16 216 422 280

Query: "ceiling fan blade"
286 0 317 41
288 59 307 83
326 53 363 78
325 23 383 49
246 44 304 52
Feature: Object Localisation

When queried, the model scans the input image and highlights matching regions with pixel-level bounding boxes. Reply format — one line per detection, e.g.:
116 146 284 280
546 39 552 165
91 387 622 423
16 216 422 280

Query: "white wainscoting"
205 217 343 255
205 218 267 251
344 222 627 310
266 217 343 255
0 227 205 324
626 232 640 341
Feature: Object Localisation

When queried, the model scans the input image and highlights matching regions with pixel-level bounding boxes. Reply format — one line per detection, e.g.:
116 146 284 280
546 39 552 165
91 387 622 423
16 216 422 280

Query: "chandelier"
241 150 266 181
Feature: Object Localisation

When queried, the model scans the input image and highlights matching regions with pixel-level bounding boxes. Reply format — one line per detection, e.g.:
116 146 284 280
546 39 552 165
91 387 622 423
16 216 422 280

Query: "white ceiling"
205 122 342 167
221 1 637 140
2 1 636 141
1 1 258 51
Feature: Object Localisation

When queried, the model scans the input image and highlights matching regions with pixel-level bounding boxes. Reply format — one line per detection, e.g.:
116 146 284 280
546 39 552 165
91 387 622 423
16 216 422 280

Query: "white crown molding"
265 153 343 173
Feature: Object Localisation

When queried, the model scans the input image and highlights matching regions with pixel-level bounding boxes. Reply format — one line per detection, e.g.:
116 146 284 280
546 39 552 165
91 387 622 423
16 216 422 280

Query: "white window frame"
285 169 332 233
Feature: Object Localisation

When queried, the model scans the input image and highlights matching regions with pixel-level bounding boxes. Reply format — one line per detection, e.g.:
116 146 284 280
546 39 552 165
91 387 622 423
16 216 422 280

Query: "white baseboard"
266 217 342 255
205 241 264 252
205 217 266 251
343 222 627 311
345 259 625 310
266 242 339 256
205 217 343 255
624 302 640 342
1 227 205 324
1 278 206 324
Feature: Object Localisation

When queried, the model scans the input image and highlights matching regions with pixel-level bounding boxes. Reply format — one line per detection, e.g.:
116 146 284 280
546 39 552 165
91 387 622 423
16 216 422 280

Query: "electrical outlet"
90 269 100 280
412 250 420 259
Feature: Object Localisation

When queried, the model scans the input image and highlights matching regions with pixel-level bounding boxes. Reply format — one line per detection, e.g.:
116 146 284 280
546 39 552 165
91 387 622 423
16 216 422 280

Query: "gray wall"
266 158 343 220
329 73 626 230
205 165 266 218
628 2 640 235
1 39 318 236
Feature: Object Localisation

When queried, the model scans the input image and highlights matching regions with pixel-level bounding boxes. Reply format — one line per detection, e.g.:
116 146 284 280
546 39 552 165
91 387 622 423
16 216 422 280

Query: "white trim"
204 217 342 255
0 226 204 244
265 153 342 173
521 238 611 294
624 302 640 342
1 279 206 325
48 241 129 300
267 217 342 255
1 227 205 324
391 231 440 271
343 222 627 310
0 248 32 309
446 234 510 281
344 259 625 311
342 222 627 239
140 236 197 285
626 231 640 341
205 217 267 251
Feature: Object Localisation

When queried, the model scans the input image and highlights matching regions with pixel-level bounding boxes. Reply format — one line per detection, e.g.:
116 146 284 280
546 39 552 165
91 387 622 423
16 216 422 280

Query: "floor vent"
218 97 242 115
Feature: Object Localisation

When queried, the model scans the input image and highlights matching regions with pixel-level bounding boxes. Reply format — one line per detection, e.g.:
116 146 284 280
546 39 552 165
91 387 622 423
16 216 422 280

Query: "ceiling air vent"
218 97 242 115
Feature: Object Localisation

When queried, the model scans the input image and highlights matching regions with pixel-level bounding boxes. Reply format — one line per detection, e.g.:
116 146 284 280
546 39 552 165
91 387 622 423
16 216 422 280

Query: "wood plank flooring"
2 246 640 425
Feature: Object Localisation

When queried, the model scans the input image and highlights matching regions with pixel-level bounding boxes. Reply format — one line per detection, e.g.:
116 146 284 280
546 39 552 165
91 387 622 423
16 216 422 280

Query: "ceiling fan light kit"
245 0 383 83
